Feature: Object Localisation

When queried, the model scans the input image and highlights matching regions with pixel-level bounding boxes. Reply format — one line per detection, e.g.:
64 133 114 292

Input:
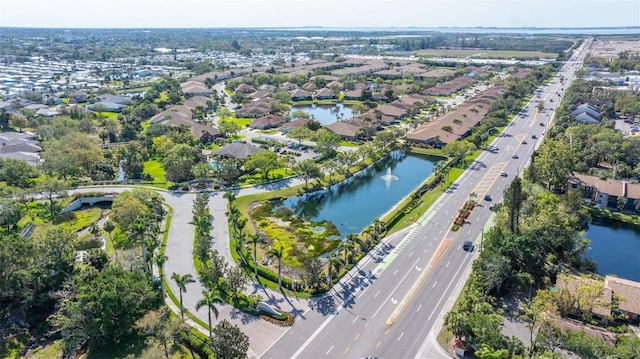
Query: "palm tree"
345 233 363 257
269 245 285 289
327 251 343 285
340 240 354 265
152 253 168 298
171 273 195 319
196 290 224 339
249 233 262 277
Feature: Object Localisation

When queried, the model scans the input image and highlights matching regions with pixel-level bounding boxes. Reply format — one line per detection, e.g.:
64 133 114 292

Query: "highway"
263 39 591 359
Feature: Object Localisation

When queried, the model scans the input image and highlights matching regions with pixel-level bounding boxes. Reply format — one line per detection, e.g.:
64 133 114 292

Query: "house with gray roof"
213 142 264 159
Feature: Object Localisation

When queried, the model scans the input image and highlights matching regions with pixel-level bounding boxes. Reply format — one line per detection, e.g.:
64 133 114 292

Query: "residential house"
571 103 602 124
290 89 312 101
326 81 344 90
567 173 640 211
343 89 362 100
0 131 42 165
235 99 271 118
302 82 317 92
375 104 406 121
181 80 211 98
248 114 286 130
235 83 257 94
88 101 126 112
279 82 297 91
281 118 309 133
326 121 360 140
315 88 336 100
604 276 640 321
213 142 264 159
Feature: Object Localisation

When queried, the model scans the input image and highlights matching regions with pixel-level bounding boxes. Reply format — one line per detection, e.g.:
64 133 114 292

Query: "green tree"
196 290 224 339
287 126 312 144
326 251 343 285
503 176 527 234
315 131 341 157
171 272 195 319
219 120 240 138
42 134 104 178
225 266 249 301
269 245 285 289
210 319 250 359
0 157 39 187
163 144 199 183
136 308 188 359
293 159 322 189
36 176 68 221
245 150 280 180
55 266 160 353
0 198 23 230
118 141 147 180
300 256 325 292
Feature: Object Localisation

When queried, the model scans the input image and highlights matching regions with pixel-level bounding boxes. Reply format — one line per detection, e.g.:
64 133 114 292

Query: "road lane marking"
409 251 413 256
385 329 390 335
376 341 381 348
427 256 468 322
393 269 398 276
371 258 420 319
446 261 450 267
344 347 349 354
352 316 359 324
397 332 404 342
417 304 422 312
432 281 438 288
365 322 370 328
326 345 334 355
355 334 360 341
374 290 380 297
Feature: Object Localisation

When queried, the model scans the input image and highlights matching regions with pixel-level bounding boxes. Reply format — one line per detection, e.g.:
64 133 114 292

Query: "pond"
279 151 439 237
289 103 354 125
585 217 640 282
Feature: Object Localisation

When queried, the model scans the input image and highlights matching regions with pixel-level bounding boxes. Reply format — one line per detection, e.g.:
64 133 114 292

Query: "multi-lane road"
263 39 591 359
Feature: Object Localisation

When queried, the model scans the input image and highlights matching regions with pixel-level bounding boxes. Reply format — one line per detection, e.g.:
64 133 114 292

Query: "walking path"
77 171 449 358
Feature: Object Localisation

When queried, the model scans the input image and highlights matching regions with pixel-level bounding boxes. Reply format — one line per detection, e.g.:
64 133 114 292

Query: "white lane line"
429 242 433 247
417 304 422 312
372 258 421 319
393 269 398 276
374 290 380 297
409 251 413 257
397 332 404 342
427 257 468 322
352 316 359 324
446 261 450 267
326 345 334 355
432 281 438 288
424 248 427 253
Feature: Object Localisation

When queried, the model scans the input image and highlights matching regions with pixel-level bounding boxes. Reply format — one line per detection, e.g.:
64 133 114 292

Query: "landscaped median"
450 200 476 231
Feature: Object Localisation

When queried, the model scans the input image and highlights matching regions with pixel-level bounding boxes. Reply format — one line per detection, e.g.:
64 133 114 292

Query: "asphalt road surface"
263 39 591 359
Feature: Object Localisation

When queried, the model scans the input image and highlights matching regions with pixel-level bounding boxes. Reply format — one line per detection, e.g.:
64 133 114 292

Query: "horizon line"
2 25 640 30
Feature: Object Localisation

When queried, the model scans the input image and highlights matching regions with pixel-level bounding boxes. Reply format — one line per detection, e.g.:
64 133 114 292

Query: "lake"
585 217 640 282
289 103 354 125
279 151 438 236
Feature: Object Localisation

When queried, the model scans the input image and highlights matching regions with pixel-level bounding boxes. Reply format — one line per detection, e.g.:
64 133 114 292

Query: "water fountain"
380 167 399 189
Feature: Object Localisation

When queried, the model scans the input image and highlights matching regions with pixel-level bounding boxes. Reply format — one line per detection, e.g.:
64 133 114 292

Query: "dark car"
539 122 545 126
532 134 538 139
484 194 492 201
522 140 528 145
512 154 519 159
501 171 508 177
463 240 473 251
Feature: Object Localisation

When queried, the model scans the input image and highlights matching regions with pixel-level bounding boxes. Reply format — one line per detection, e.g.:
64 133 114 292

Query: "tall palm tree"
249 233 262 277
340 241 354 265
196 290 224 339
269 245 285 289
345 233 363 257
151 253 168 298
327 251 343 285
171 272 195 319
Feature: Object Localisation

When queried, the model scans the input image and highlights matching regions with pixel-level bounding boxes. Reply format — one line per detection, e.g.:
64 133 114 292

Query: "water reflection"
278 151 438 236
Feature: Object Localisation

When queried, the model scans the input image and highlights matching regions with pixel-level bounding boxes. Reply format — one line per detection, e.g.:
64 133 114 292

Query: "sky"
1 0 639 29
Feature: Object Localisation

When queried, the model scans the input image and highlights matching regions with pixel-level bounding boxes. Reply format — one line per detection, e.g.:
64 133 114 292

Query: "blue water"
289 103 354 125
585 218 640 282
280 152 438 236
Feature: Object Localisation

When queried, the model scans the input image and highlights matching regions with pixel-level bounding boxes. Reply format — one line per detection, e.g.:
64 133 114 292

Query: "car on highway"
521 140 527 145
539 122 545 126
463 240 473 251
484 194 492 201
531 134 538 139
512 154 519 159
501 171 508 177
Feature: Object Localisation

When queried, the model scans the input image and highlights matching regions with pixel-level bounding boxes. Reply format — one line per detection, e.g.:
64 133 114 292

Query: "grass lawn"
155 91 169 104
144 158 167 183
339 140 359 147
237 168 291 187
101 112 119 120
224 117 253 127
